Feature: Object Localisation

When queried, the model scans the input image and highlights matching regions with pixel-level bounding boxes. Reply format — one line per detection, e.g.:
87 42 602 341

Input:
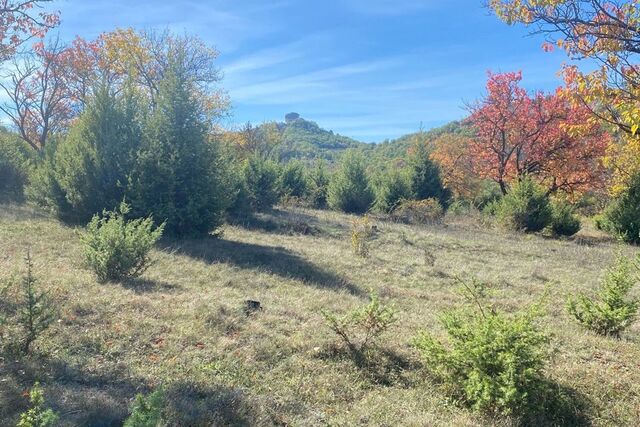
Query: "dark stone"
244 300 262 315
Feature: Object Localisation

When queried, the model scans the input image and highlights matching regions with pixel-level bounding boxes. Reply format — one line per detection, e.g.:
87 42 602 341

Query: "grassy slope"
1 203 639 426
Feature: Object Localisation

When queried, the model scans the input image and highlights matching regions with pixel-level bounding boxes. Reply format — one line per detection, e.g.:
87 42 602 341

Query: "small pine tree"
0 132 30 202
129 54 229 236
496 177 552 232
40 84 141 223
17 382 59 427
375 168 412 213
242 154 280 211
550 199 581 236
279 160 308 200
327 150 374 214
567 256 638 337
307 160 330 209
414 278 549 415
408 133 449 206
600 174 640 244
123 389 165 427
19 252 56 354
83 202 164 283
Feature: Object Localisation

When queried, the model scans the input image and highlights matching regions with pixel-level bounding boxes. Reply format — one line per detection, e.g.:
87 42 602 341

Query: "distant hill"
270 114 366 162
264 113 469 166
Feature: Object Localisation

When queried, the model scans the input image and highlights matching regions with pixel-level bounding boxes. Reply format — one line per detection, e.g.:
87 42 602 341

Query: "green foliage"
390 198 444 225
123 389 166 427
30 86 142 223
549 199 581 236
0 131 30 202
83 202 164 283
242 154 280 211
408 134 449 206
17 382 59 427
306 160 330 209
375 168 412 213
567 256 638 337
322 292 396 357
278 160 308 200
599 174 640 244
129 57 229 236
327 150 374 214
414 278 549 416
17 253 56 355
496 177 552 232
472 180 502 209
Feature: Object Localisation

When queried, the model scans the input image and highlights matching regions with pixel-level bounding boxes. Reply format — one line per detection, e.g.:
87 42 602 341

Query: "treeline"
0 25 638 243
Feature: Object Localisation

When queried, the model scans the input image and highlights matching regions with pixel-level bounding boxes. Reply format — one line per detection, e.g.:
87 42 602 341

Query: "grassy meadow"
0 203 639 426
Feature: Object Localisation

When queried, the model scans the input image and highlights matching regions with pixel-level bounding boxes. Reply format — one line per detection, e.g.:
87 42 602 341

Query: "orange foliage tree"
489 0 640 192
0 27 229 150
467 71 609 196
430 133 480 200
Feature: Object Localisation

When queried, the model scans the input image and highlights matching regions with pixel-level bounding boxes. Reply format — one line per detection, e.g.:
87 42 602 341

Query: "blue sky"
48 0 568 142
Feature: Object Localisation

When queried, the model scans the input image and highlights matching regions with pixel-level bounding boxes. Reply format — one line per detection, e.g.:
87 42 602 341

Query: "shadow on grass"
0 354 277 426
517 379 593 427
161 381 277 427
316 343 418 387
0 355 139 426
230 208 348 238
119 277 181 294
164 237 363 296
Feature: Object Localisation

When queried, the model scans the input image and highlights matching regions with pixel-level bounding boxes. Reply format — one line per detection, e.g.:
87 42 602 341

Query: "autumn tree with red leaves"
467 71 610 196
0 0 59 61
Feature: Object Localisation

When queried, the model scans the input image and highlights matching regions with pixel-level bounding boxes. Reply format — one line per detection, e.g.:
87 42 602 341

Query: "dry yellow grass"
0 203 639 426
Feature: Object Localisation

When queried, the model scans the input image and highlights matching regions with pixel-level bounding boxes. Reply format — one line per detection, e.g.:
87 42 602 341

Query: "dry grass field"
1 203 639 426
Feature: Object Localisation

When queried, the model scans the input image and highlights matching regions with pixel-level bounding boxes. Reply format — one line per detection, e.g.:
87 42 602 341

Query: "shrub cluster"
598 174 640 244
390 198 444 225
550 199 581 237
82 202 164 283
495 177 552 232
17 382 59 427
241 154 280 212
0 132 30 202
29 62 229 236
322 292 396 358
375 168 412 213
328 150 375 214
413 279 549 416
351 215 375 257
567 256 638 337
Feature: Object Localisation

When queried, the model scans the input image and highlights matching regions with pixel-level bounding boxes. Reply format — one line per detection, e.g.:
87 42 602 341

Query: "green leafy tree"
129 54 229 236
328 150 374 214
